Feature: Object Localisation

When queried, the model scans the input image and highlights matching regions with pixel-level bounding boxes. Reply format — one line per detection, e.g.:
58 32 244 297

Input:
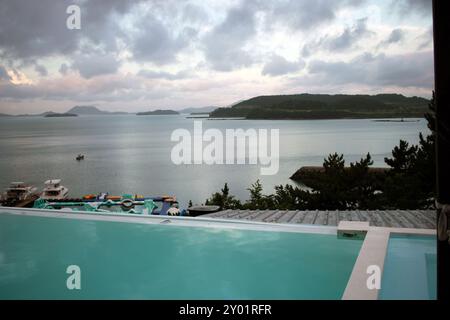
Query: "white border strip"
341 223 436 300
0 207 338 235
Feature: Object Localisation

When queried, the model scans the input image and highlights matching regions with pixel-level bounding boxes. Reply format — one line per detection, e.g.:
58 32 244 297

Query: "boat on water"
40 179 69 200
0 182 38 206
76 154 85 161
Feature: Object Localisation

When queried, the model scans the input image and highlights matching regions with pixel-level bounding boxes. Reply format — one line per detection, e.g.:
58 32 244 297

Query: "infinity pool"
380 234 437 300
0 211 363 300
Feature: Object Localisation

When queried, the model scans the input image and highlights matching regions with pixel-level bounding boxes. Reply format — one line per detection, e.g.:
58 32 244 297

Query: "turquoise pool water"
380 234 437 300
0 213 362 300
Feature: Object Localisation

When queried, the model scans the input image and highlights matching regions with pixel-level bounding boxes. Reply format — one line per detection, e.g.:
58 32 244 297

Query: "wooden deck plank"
350 211 360 222
277 211 298 224
314 211 328 225
236 210 255 219
266 210 289 223
412 210 436 228
394 210 421 228
403 210 435 229
224 210 245 218
358 210 371 222
245 210 265 220
204 209 230 218
252 210 279 222
379 211 404 228
421 210 437 223
290 211 308 224
338 211 351 223
327 211 339 226
201 210 434 229
301 211 318 225
366 211 387 227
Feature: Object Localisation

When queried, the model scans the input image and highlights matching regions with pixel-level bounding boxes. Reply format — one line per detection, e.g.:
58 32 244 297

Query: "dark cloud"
34 64 48 77
302 18 373 56
0 82 42 100
417 26 433 50
72 53 121 79
59 63 69 75
378 28 405 48
0 65 11 81
129 14 195 65
202 2 258 71
0 0 143 62
386 28 405 44
306 51 434 88
392 0 432 16
262 55 305 76
202 0 370 71
325 18 373 51
181 3 210 24
270 0 367 30
0 0 373 75
0 0 78 60
0 74 152 102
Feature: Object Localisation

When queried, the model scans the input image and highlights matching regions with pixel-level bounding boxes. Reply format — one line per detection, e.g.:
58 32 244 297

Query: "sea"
0 115 429 207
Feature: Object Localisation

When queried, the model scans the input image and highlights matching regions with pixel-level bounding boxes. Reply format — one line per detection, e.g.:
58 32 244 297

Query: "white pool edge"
340 221 436 300
0 207 338 235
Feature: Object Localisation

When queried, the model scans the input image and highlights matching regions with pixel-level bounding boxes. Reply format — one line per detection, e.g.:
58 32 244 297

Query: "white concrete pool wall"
340 221 436 300
0 207 338 235
0 207 437 300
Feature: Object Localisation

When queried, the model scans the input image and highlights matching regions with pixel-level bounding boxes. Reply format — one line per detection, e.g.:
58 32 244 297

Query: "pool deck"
203 209 436 230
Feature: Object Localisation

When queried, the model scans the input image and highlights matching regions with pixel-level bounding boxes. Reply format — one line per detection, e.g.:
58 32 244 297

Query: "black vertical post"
433 0 450 301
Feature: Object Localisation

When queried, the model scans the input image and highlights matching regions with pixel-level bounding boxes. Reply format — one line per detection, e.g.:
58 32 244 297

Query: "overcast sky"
0 0 434 114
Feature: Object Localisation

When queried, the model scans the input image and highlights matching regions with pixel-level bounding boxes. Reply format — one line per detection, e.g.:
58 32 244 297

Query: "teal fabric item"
144 200 157 214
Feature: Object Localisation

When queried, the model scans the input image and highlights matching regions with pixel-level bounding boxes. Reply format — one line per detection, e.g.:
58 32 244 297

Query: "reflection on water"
0 115 429 206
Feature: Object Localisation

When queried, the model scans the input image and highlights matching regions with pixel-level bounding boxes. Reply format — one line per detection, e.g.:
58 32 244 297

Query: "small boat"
40 179 69 200
76 154 85 161
1 182 38 206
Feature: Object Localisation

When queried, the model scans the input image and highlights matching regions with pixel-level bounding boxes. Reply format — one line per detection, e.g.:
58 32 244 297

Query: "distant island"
190 112 211 115
137 110 179 116
179 106 218 114
209 94 430 120
67 106 128 115
0 95 430 119
0 106 129 117
45 113 78 118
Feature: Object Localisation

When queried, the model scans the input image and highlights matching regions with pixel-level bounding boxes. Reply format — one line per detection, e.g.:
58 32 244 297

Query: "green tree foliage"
379 94 436 209
243 180 278 210
205 183 242 210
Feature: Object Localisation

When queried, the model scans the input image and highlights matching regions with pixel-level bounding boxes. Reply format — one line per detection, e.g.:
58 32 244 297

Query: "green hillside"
209 94 429 120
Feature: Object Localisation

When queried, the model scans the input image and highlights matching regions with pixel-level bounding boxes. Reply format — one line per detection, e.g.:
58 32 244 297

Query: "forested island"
209 94 429 120
44 113 78 117
137 110 179 116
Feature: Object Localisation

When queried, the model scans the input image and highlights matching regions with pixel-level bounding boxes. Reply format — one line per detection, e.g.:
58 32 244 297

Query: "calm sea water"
0 115 429 207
